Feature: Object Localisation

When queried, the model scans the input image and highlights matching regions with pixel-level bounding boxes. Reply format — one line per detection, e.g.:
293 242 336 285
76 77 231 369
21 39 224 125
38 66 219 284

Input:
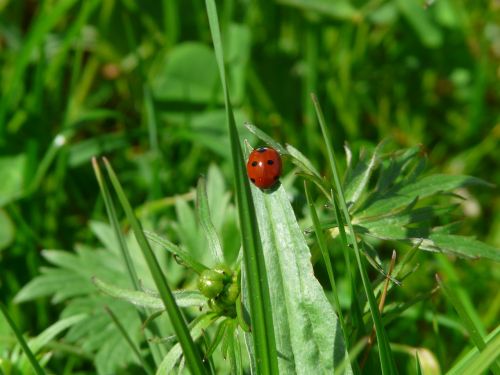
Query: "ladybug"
246 147 282 189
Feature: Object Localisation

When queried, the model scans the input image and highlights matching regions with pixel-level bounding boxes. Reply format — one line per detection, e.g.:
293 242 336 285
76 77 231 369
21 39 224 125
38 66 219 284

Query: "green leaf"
251 183 352 374
359 175 488 218
104 306 154 375
196 177 224 263
286 143 322 180
0 154 26 206
430 234 500 261
144 231 207 274
150 42 220 103
0 208 15 251
63 297 142 375
344 148 378 207
93 277 206 309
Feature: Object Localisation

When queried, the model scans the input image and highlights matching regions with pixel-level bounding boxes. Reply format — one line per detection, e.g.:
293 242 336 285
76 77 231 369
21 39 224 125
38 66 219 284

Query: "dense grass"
0 0 499 374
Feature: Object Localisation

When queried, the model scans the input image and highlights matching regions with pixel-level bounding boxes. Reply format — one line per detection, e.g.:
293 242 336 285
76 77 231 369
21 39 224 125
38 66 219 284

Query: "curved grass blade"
204 1 279 374
304 181 347 336
93 158 167 365
459 331 500 375
0 303 46 375
102 158 207 375
311 94 397 374
245 123 288 155
436 274 500 374
446 326 500 375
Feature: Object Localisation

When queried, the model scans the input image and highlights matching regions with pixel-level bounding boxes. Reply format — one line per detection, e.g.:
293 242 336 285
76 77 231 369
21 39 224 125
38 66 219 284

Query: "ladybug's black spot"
250 178 256 183
257 147 267 153
274 175 279 180
251 161 258 167
267 160 274 165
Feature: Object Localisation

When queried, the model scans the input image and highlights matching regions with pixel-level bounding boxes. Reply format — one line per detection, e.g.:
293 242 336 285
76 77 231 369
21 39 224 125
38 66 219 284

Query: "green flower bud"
198 270 224 299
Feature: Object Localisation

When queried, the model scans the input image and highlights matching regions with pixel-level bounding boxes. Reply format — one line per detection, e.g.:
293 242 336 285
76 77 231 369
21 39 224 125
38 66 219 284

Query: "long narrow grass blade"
459 331 500 375
436 274 500 374
0 303 46 375
104 306 154 375
446 326 500 375
92 158 166 365
304 181 347 336
102 158 207 375
311 94 398 374
204 1 279 374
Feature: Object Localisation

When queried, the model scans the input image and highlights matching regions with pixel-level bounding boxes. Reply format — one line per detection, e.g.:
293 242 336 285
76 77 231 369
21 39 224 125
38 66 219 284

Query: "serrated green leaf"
344 148 378 207
359 175 488 218
27 314 85 355
251 183 352 374
430 234 500 261
63 297 143 375
93 277 205 309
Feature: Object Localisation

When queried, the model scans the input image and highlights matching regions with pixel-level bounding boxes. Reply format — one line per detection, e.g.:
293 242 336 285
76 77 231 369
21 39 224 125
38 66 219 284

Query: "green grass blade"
204 1 279 374
457 330 500 375
104 306 154 375
311 94 398 374
437 274 500 374
92 158 141 288
92 158 166 365
304 181 347 336
102 158 208 375
446 326 500 375
0 303 46 375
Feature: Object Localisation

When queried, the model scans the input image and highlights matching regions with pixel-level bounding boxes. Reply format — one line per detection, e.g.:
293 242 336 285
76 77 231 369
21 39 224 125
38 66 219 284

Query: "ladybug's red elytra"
246 147 282 189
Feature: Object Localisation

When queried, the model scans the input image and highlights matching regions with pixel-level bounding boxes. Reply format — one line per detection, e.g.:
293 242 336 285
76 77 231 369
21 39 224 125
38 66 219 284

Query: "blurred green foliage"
0 0 498 373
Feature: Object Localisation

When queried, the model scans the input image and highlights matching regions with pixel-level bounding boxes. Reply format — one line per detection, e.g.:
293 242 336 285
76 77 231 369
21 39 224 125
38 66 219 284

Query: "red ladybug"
246 147 282 189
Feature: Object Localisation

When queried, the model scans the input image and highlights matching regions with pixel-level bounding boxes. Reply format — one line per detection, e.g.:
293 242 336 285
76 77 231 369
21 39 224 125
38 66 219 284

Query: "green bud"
198 270 224 299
